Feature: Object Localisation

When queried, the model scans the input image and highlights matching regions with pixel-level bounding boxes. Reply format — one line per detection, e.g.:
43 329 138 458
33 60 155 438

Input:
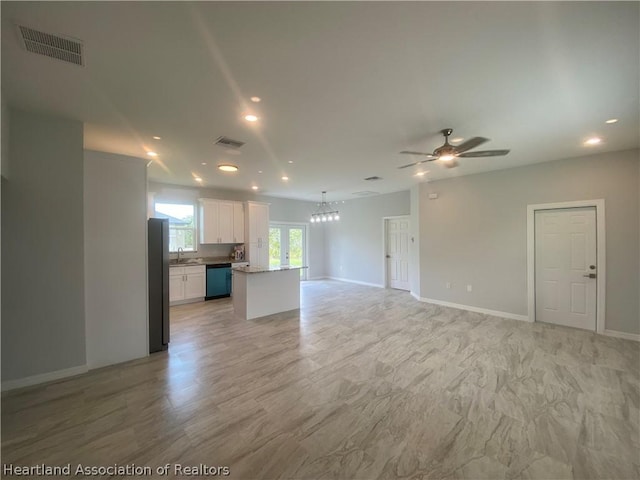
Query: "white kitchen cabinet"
218 201 234 243
169 271 185 302
199 199 220 244
184 269 206 299
170 265 205 304
199 199 244 244
248 242 269 269
245 201 269 267
233 202 244 243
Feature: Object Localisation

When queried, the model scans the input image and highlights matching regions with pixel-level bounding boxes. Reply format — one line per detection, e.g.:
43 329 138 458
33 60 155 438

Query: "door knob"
583 273 597 279
386 255 391 258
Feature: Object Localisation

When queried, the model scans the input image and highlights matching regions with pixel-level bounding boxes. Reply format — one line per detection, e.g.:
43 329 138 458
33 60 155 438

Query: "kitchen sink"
170 259 203 266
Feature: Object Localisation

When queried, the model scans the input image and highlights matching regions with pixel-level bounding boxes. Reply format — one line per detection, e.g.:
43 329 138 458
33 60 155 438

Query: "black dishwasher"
206 263 232 300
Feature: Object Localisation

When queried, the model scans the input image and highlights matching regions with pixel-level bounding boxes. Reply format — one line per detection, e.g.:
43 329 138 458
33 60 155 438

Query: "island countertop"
233 265 308 274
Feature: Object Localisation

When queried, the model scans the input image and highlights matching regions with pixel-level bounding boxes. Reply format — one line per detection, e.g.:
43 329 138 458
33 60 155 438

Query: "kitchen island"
232 266 307 320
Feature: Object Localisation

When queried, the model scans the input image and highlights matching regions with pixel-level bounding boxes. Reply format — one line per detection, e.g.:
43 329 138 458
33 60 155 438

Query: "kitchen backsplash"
170 243 239 260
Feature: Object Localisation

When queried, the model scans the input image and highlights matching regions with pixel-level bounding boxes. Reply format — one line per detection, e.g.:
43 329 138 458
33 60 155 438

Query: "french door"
269 223 307 280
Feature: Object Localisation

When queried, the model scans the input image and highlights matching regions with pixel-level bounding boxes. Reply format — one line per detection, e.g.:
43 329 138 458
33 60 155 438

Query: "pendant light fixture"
310 191 340 224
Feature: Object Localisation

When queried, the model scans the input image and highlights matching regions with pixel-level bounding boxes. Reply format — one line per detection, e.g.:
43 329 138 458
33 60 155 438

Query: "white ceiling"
2 2 638 202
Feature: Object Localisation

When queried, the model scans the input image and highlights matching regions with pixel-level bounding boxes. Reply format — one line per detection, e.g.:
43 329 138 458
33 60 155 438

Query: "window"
154 202 196 252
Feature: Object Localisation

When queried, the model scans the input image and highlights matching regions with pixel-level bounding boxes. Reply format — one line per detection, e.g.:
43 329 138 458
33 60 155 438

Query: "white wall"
84 150 148 369
324 191 410 286
148 182 325 279
419 148 640 335
2 109 86 382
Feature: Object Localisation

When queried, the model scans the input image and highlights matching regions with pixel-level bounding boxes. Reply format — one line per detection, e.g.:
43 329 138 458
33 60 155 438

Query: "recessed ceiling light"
244 114 258 122
147 151 158 157
194 177 203 182
201 162 207 166
218 164 239 172
250 96 261 103
258 170 263 174
605 118 618 124
281 176 289 181
251 185 259 190
414 171 427 177
584 137 602 145
152 136 161 140
288 160 294 164
451 137 464 143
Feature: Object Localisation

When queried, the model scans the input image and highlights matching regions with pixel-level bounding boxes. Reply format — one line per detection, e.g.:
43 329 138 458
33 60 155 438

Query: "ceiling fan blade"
443 160 459 169
400 150 437 157
458 149 510 158
453 137 488 153
398 159 432 169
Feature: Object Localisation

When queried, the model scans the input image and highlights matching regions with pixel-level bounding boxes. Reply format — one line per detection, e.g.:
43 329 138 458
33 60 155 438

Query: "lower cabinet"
170 265 205 304
169 273 186 303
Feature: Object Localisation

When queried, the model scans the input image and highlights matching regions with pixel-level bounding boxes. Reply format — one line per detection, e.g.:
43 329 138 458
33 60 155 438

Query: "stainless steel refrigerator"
148 218 169 352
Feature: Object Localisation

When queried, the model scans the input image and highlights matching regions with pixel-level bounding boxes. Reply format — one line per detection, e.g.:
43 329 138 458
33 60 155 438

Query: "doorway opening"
269 223 308 280
527 200 606 332
384 216 410 291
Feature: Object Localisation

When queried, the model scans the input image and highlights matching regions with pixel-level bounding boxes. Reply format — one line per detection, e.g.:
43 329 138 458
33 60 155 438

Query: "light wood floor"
2 280 639 479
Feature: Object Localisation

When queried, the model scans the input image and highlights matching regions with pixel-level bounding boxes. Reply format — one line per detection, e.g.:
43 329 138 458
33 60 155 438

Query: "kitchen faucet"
177 247 184 263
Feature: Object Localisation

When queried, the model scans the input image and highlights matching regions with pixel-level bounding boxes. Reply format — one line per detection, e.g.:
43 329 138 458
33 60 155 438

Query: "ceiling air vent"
364 176 382 181
17 25 84 66
215 136 245 149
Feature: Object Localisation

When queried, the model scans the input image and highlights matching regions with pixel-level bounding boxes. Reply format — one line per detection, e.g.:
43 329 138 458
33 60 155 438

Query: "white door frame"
382 215 410 289
269 221 309 280
527 199 606 332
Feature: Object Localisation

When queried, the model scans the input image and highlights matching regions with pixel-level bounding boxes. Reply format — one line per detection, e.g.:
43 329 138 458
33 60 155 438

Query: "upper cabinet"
199 199 245 244
218 201 234 243
233 202 244 243
199 199 220 244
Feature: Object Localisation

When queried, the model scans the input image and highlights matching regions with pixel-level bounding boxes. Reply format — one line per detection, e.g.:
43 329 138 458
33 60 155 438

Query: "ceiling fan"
398 128 510 169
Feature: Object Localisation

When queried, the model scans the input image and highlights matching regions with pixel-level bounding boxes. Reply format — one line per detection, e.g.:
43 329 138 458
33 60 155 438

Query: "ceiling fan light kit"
399 128 510 169
310 191 340 224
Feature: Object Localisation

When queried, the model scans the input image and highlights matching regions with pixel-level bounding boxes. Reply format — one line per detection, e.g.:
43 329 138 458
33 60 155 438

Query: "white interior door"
386 217 410 291
535 207 597 330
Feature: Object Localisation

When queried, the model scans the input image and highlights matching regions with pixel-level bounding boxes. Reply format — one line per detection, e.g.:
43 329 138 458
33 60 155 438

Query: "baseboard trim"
416 296 530 323
326 276 384 288
2 365 89 392
603 329 640 342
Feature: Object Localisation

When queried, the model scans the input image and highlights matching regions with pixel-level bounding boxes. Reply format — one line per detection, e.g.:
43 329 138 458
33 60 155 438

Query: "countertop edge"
233 266 308 274
170 258 248 267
